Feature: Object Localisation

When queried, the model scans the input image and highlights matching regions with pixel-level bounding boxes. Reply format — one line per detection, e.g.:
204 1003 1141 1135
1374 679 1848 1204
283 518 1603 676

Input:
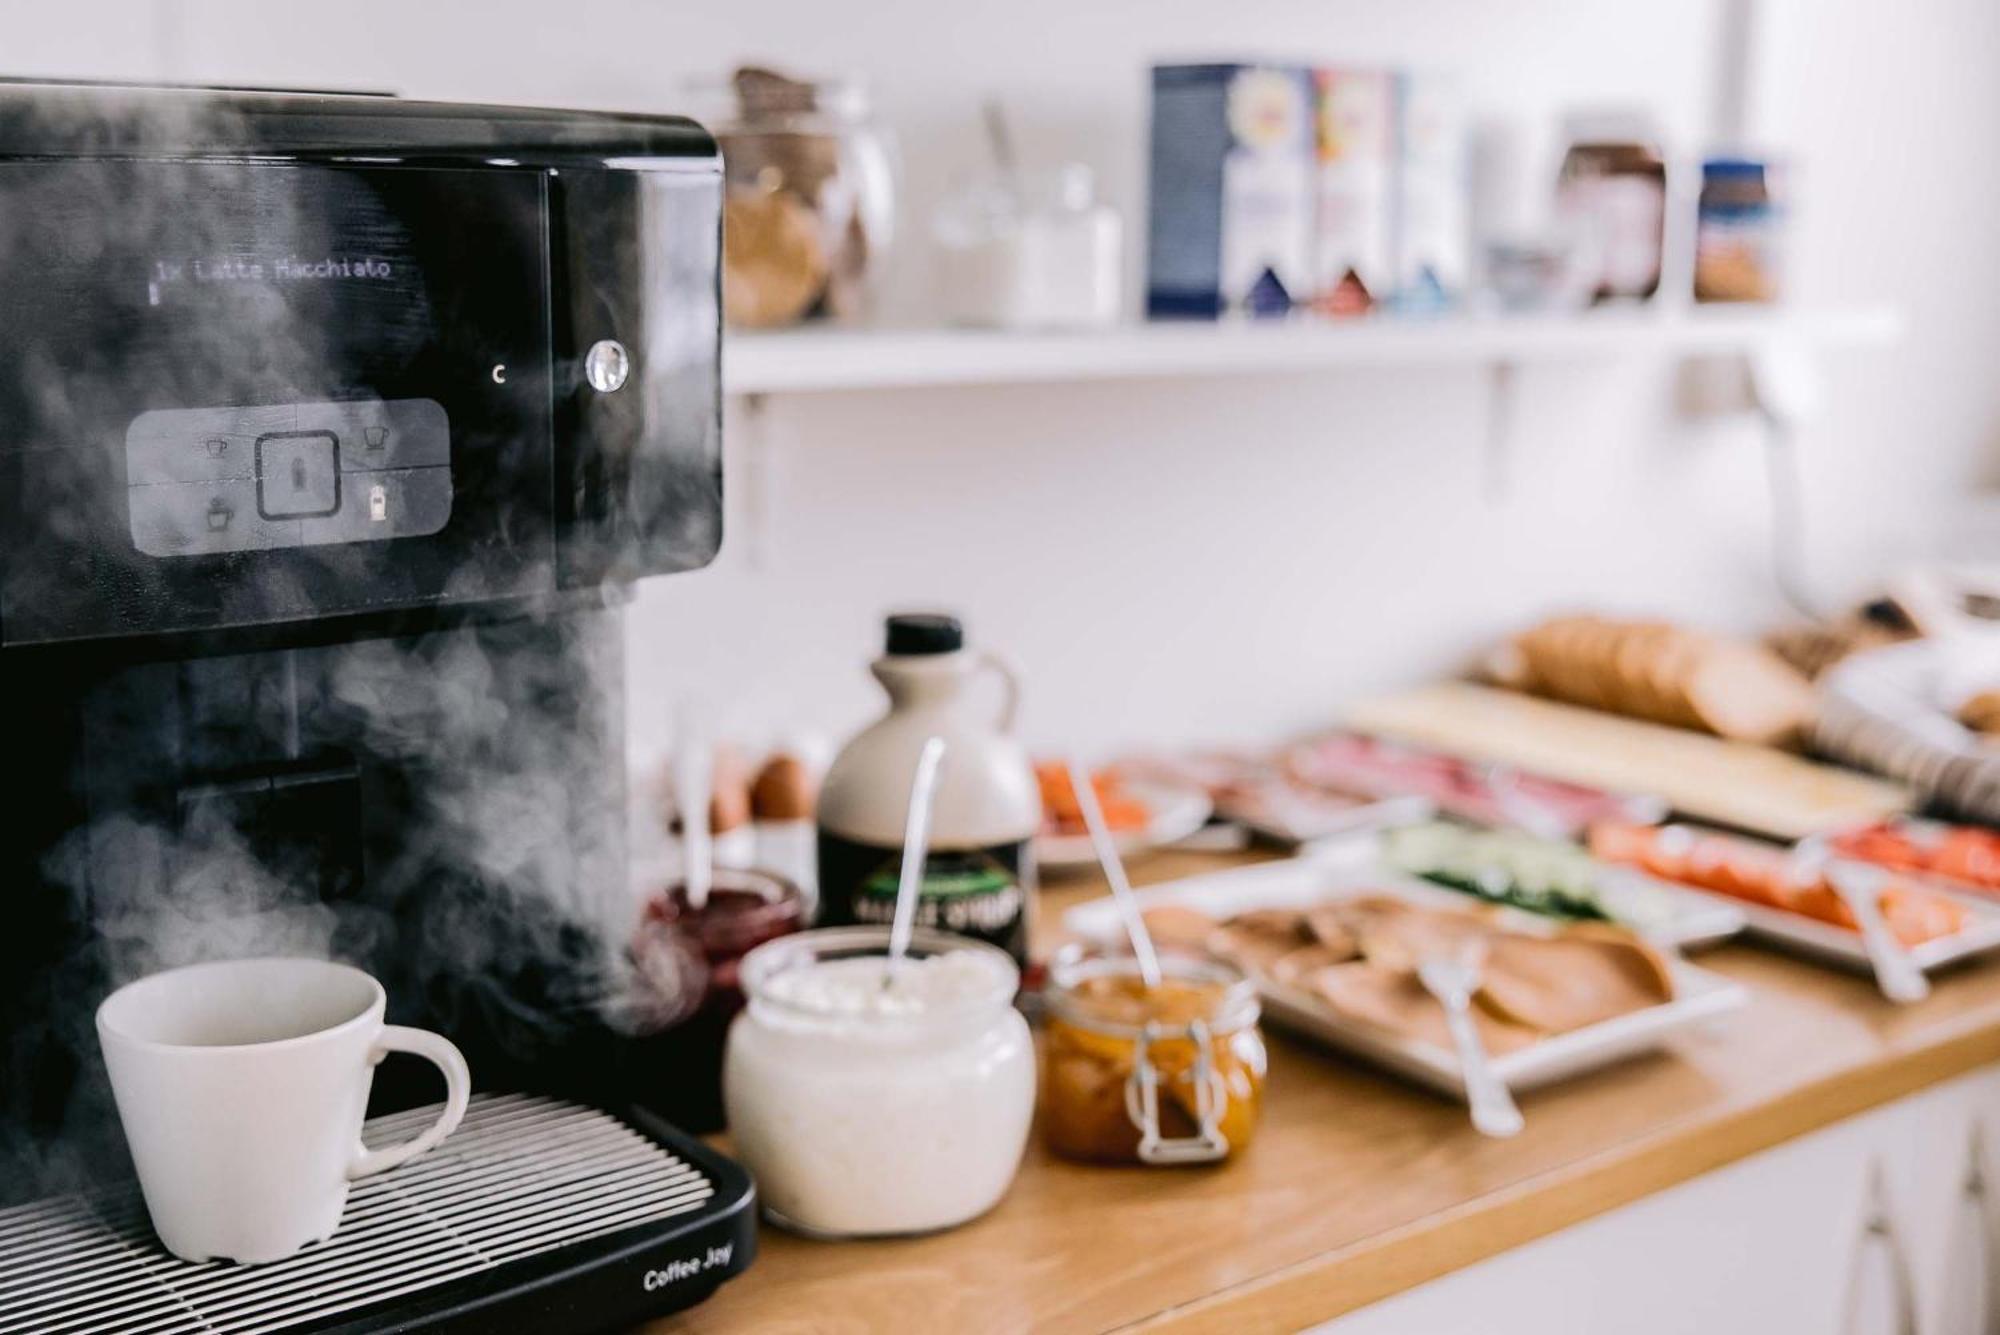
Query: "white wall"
5 0 1995 758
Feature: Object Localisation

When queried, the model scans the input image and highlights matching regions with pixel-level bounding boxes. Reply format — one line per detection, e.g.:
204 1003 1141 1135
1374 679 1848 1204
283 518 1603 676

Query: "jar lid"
674 69 872 129
1048 953 1260 1037
740 925 1019 1023
885 612 963 656
1560 106 1661 149
1702 157 1769 180
648 867 805 956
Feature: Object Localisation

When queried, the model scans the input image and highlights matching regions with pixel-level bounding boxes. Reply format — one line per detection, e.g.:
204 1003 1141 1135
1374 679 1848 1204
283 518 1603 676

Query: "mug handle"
348 1025 471 1181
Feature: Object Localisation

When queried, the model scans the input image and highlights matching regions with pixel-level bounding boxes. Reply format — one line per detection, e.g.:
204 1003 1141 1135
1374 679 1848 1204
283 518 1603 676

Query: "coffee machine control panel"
0 87 721 647
125 399 453 557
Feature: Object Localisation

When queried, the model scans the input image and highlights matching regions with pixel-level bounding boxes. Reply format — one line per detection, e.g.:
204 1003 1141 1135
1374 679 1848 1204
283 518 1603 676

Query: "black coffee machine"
0 83 724 1202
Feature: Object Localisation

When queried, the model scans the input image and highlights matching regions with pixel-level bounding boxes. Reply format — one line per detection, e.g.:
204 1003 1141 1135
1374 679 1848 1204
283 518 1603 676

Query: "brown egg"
663 745 753 835
751 753 818 822
710 746 754 834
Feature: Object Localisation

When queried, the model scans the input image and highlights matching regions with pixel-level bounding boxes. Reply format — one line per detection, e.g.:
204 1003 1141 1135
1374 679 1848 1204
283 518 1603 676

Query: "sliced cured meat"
1477 928 1675 1034
1311 962 1540 1056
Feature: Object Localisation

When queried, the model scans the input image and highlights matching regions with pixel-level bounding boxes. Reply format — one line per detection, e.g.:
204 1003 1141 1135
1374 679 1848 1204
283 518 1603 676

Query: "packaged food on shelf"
1468 116 1595 312
1042 954 1265 1165
1391 73 1469 311
723 927 1035 1237
1282 730 1665 837
1311 68 1395 315
1490 614 1816 746
1555 109 1668 304
1694 157 1782 303
694 66 895 329
1146 63 1318 318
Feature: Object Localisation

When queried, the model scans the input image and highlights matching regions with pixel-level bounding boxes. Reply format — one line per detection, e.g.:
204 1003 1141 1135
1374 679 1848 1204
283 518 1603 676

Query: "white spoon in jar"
885 736 950 987
673 711 714 913
1066 755 1162 988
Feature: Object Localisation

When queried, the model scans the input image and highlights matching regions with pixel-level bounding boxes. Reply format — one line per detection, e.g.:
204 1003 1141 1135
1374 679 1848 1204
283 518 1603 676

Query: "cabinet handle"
1847 1161 1919 1335
1966 1123 1999 1335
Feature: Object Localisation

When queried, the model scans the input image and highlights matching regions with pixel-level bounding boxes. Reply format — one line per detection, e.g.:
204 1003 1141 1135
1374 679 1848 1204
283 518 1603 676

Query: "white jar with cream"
722 926 1034 1237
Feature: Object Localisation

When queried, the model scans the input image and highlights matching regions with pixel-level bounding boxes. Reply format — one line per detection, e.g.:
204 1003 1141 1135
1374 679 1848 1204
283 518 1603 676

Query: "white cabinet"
1319 1068 2000 1335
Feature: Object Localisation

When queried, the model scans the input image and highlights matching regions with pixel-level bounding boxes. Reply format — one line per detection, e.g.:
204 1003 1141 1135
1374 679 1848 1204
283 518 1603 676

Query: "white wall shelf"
722 306 1903 396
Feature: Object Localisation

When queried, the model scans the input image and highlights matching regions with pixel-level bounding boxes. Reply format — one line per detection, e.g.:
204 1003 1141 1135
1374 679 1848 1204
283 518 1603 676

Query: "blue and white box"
1147 63 1317 319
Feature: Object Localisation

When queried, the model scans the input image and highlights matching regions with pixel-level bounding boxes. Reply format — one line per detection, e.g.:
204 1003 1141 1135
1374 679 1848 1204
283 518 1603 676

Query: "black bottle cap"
885 612 963 656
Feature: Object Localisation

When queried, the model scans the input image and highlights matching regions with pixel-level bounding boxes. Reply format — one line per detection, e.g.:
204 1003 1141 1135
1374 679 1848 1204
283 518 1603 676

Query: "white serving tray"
1298 830 1747 950
1666 881 2000 976
1062 860 1749 1101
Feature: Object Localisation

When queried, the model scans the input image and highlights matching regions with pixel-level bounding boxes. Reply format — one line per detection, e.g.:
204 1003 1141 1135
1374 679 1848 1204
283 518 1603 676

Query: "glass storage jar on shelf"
932 164 1122 330
688 67 896 329
1042 953 1266 1165
1694 157 1782 303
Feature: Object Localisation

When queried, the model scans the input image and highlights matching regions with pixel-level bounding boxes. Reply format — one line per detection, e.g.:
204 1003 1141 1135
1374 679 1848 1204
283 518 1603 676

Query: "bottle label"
816 830 1033 965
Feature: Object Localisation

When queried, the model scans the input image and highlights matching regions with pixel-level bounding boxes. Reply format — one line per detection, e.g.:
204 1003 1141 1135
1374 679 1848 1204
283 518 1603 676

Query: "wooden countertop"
650 850 2000 1335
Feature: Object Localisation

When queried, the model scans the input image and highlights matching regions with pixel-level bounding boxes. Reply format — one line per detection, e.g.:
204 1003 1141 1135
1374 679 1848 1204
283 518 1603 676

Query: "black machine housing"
0 83 724 1199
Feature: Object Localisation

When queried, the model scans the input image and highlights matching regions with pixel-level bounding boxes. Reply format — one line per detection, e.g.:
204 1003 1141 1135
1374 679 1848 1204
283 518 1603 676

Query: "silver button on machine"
584 339 630 393
256 432 340 520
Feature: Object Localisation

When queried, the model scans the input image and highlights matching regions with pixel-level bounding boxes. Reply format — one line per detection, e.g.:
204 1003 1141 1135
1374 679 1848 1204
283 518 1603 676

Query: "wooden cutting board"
1345 681 1912 841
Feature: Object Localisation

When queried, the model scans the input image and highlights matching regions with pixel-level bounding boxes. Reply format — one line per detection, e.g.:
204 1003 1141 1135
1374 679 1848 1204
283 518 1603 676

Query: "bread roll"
1497 615 1814 745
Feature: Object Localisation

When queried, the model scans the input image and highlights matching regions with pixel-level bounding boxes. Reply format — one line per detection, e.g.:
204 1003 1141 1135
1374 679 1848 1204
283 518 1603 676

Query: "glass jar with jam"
1042 954 1266 1165
620 867 807 1133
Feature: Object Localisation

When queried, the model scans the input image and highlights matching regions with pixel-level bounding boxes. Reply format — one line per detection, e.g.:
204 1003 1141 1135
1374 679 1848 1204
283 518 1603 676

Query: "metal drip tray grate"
0 1093 733 1334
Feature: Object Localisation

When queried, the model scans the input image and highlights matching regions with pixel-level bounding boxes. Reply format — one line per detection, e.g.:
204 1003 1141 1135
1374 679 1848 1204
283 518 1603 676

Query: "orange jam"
1041 958 1265 1165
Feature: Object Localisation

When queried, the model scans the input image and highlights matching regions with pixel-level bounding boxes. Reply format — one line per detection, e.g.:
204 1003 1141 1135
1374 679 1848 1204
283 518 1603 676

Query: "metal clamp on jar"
1125 1018 1231 1164
1042 955 1266 1166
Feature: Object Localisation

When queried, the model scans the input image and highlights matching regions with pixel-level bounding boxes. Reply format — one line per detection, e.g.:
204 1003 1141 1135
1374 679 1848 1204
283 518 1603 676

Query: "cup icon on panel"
364 426 388 451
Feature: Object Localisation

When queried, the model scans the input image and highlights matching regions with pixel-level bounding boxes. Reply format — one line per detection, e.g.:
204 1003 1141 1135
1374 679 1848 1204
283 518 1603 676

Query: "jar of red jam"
624 867 805 1132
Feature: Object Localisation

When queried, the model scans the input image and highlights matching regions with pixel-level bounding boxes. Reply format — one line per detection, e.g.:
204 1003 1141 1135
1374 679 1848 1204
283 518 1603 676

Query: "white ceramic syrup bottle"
816 613 1040 966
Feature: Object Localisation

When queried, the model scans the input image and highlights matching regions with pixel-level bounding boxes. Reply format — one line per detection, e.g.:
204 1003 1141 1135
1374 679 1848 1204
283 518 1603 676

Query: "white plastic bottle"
815 614 1040 965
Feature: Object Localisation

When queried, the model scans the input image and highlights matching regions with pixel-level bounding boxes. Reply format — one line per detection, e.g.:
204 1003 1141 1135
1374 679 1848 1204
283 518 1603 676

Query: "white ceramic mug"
96 957 470 1264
